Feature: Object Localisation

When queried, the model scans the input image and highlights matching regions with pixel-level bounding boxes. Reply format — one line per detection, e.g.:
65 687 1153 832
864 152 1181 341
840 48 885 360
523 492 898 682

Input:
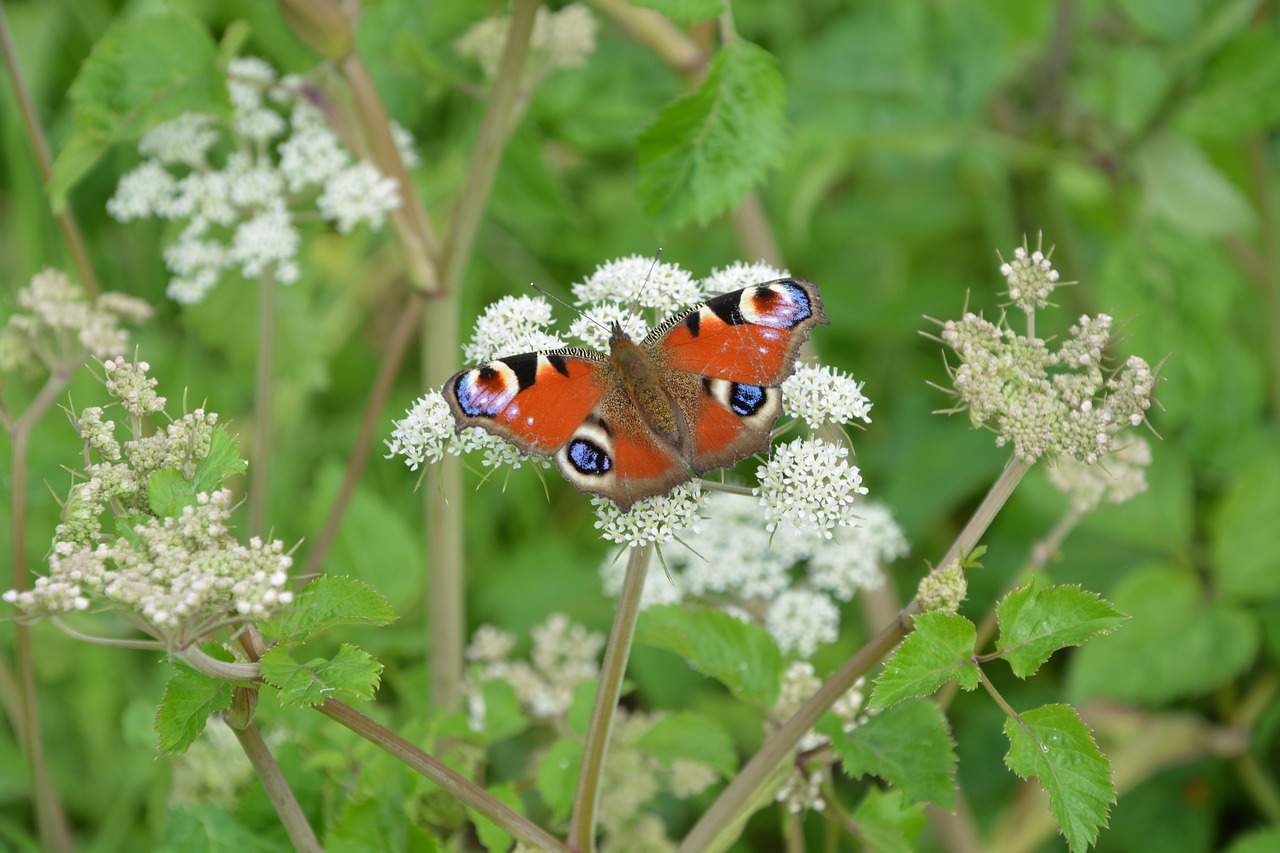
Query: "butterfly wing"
443 347 687 511
646 278 828 472
443 350 608 456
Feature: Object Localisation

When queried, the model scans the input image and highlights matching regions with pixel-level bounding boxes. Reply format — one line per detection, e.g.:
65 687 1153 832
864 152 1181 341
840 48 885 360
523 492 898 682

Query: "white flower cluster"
940 306 1157 464
464 613 605 724
572 254 705 318
7 490 293 647
756 437 866 537
782 363 872 430
0 269 151 375
1046 433 1153 511
999 240 1062 312
107 56 407 304
456 4 598 83
772 662 870 813
591 482 705 548
383 392 551 474
3 360 294 648
460 294 564 364
600 493 907 659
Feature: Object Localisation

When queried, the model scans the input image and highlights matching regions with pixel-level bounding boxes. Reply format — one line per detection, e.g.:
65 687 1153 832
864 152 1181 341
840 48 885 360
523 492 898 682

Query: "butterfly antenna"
636 247 663 315
528 282 612 335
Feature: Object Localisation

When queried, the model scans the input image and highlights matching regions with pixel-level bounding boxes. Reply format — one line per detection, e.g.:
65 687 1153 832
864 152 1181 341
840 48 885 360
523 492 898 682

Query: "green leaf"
1181 29 1280 136
157 804 276 853
536 738 582 822
1138 134 1255 238
50 11 228 209
1209 447 1280 601
1067 564 1260 705
1003 704 1115 853
192 427 248 495
155 659 234 754
1227 829 1280 853
473 782 522 853
635 605 784 707
629 0 723 22
260 576 397 644
477 678 528 743
996 583 1128 678
634 712 738 777
637 39 787 226
1116 0 1198 39
259 643 383 707
852 787 928 853
146 427 248 519
869 612 979 709
567 679 598 737
823 698 957 809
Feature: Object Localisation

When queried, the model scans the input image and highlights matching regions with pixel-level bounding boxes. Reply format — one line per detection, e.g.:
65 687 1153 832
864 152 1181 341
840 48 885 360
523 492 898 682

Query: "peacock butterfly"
442 278 828 511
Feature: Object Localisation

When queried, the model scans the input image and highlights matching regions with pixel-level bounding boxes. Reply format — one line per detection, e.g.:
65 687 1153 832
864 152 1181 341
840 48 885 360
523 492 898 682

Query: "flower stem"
228 720 324 853
423 0 539 714
569 541 653 852
315 698 571 852
249 270 277 539
298 290 424 582
0 3 100 298
677 457 1033 853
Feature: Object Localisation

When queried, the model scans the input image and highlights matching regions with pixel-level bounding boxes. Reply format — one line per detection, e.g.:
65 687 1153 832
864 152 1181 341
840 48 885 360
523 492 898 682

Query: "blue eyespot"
568 438 611 475
729 383 766 416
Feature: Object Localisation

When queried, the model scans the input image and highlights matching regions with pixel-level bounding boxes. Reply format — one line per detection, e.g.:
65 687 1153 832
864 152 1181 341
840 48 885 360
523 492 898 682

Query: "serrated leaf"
823 698 956 809
473 782 522 853
147 468 194 520
1181 29 1280 136
853 787 928 853
1004 704 1114 853
50 11 228 209
635 605 783 707
192 427 248 494
629 0 723 22
996 583 1128 678
260 575 397 644
634 712 738 777
637 39 787 226
156 659 235 754
259 643 383 706
1209 449 1280 601
869 612 979 709
1138 134 1255 237
536 739 582 822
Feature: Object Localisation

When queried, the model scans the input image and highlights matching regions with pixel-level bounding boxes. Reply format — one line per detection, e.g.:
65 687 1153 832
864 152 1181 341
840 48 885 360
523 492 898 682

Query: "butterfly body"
444 278 827 511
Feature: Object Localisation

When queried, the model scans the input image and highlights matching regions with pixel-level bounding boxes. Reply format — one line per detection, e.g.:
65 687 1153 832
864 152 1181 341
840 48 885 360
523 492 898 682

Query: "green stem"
315 698 571 852
423 0 540 714
568 542 653 852
249 271 277 539
0 2 101 298
297 291 424 582
677 457 1033 853
6 370 77 853
228 721 324 853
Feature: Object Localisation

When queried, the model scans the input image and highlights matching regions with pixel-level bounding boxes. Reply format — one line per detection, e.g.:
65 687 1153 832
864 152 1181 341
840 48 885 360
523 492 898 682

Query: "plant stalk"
568 542 653 852
229 720 323 853
249 271 277 539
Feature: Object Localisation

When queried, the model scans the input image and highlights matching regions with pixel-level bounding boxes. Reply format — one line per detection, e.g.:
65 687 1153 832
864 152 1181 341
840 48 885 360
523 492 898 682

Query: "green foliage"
157 805 280 853
1003 705 1115 853
1068 564 1261 704
147 427 248 518
823 698 957 809
637 39 786 226
634 604 784 708
50 10 228 209
869 612 979 708
155 658 235 754
634 712 738 777
259 644 384 706
851 788 927 853
536 739 582 822
260 576 397 644
996 582 1128 678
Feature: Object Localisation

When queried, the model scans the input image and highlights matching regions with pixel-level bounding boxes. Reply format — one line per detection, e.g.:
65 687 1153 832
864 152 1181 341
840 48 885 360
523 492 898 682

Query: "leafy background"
1 0 1278 851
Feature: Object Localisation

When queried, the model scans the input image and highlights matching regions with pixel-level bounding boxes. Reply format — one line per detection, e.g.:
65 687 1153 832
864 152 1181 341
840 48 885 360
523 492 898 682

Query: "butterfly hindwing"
555 409 689 510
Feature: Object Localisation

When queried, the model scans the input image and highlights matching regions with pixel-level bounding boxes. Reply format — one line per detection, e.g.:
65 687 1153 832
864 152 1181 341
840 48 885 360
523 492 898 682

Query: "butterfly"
442 278 828 511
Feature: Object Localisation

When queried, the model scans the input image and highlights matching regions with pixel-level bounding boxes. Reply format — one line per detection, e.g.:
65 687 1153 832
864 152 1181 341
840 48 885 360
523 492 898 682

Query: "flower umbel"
107 56 405 303
3 361 292 649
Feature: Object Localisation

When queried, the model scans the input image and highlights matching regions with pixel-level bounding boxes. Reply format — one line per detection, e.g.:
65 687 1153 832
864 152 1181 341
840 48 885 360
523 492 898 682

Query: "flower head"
999 236 1063 313
457 5 598 83
107 56 406 303
782 363 872 430
755 437 865 536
